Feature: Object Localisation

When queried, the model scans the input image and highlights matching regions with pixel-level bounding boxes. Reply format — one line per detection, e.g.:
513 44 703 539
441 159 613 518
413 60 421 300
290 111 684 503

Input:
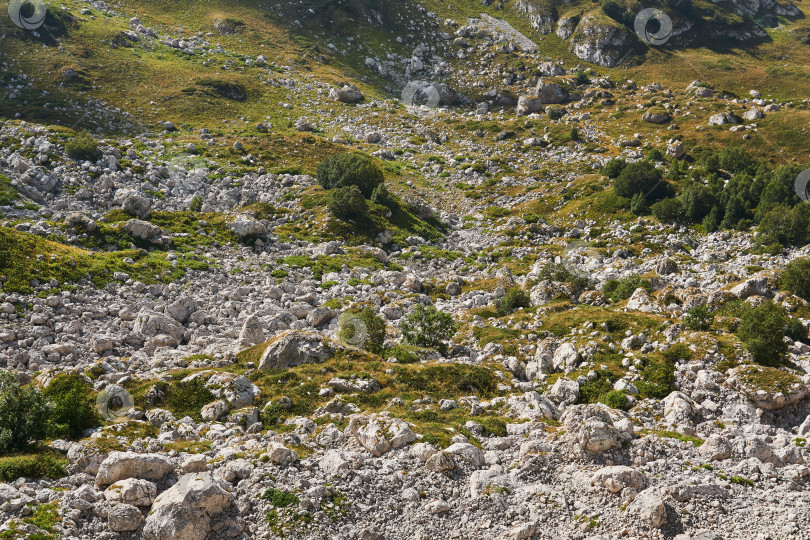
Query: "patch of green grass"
651 430 704 447
0 174 19 206
730 475 754 487
394 364 498 399
0 454 66 482
263 488 300 508
736 365 800 394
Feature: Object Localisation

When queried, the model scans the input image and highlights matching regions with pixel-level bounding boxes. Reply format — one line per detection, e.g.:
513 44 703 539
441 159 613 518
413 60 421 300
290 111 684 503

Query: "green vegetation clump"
601 158 626 179
0 454 66 481
189 195 203 212
495 287 530 317
337 307 386 354
782 258 810 300
395 364 497 398
328 185 369 221
613 161 664 199
401 305 458 351
158 378 217 421
317 153 384 197
65 131 101 162
44 373 100 440
651 198 685 222
0 372 49 455
603 274 651 302
684 305 714 331
0 174 19 207
537 263 591 297
262 488 300 508
637 362 676 399
736 301 788 365
195 78 247 101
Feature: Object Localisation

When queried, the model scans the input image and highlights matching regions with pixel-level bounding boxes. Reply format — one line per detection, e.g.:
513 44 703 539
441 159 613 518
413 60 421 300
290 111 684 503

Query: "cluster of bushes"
401 304 458 353
65 131 101 162
604 147 810 249
337 307 387 354
0 372 100 455
495 287 530 317
318 153 394 222
735 301 807 365
537 262 592 298
603 274 651 302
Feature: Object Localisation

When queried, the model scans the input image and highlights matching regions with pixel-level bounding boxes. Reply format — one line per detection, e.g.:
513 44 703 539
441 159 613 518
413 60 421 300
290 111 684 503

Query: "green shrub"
163 378 217 421
495 287 530 317
395 364 496 397
602 390 629 410
337 307 386 354
328 185 369 221
602 158 626 179
401 305 458 351
651 198 685 222
262 488 299 508
782 258 810 300
0 454 66 481
757 204 810 248
371 183 394 207
317 153 383 197
661 343 692 363
684 305 714 331
195 78 247 100
603 274 651 302
189 196 203 212
680 182 717 222
0 372 49 455
785 318 808 344
65 131 101 162
637 362 676 399
547 105 565 120
736 301 788 365
44 373 100 440
537 262 592 297
630 192 649 215
578 376 613 404
613 161 664 199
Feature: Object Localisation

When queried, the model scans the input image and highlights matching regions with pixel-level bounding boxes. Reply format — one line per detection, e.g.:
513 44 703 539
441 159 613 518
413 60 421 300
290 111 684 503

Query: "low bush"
317 153 383 197
736 301 788 365
0 454 67 481
327 186 369 221
337 307 386 354
495 287 530 317
44 373 100 440
65 131 101 162
0 372 49 455
603 274 651 302
401 305 458 350
782 258 810 300
328 185 369 221
684 305 714 331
